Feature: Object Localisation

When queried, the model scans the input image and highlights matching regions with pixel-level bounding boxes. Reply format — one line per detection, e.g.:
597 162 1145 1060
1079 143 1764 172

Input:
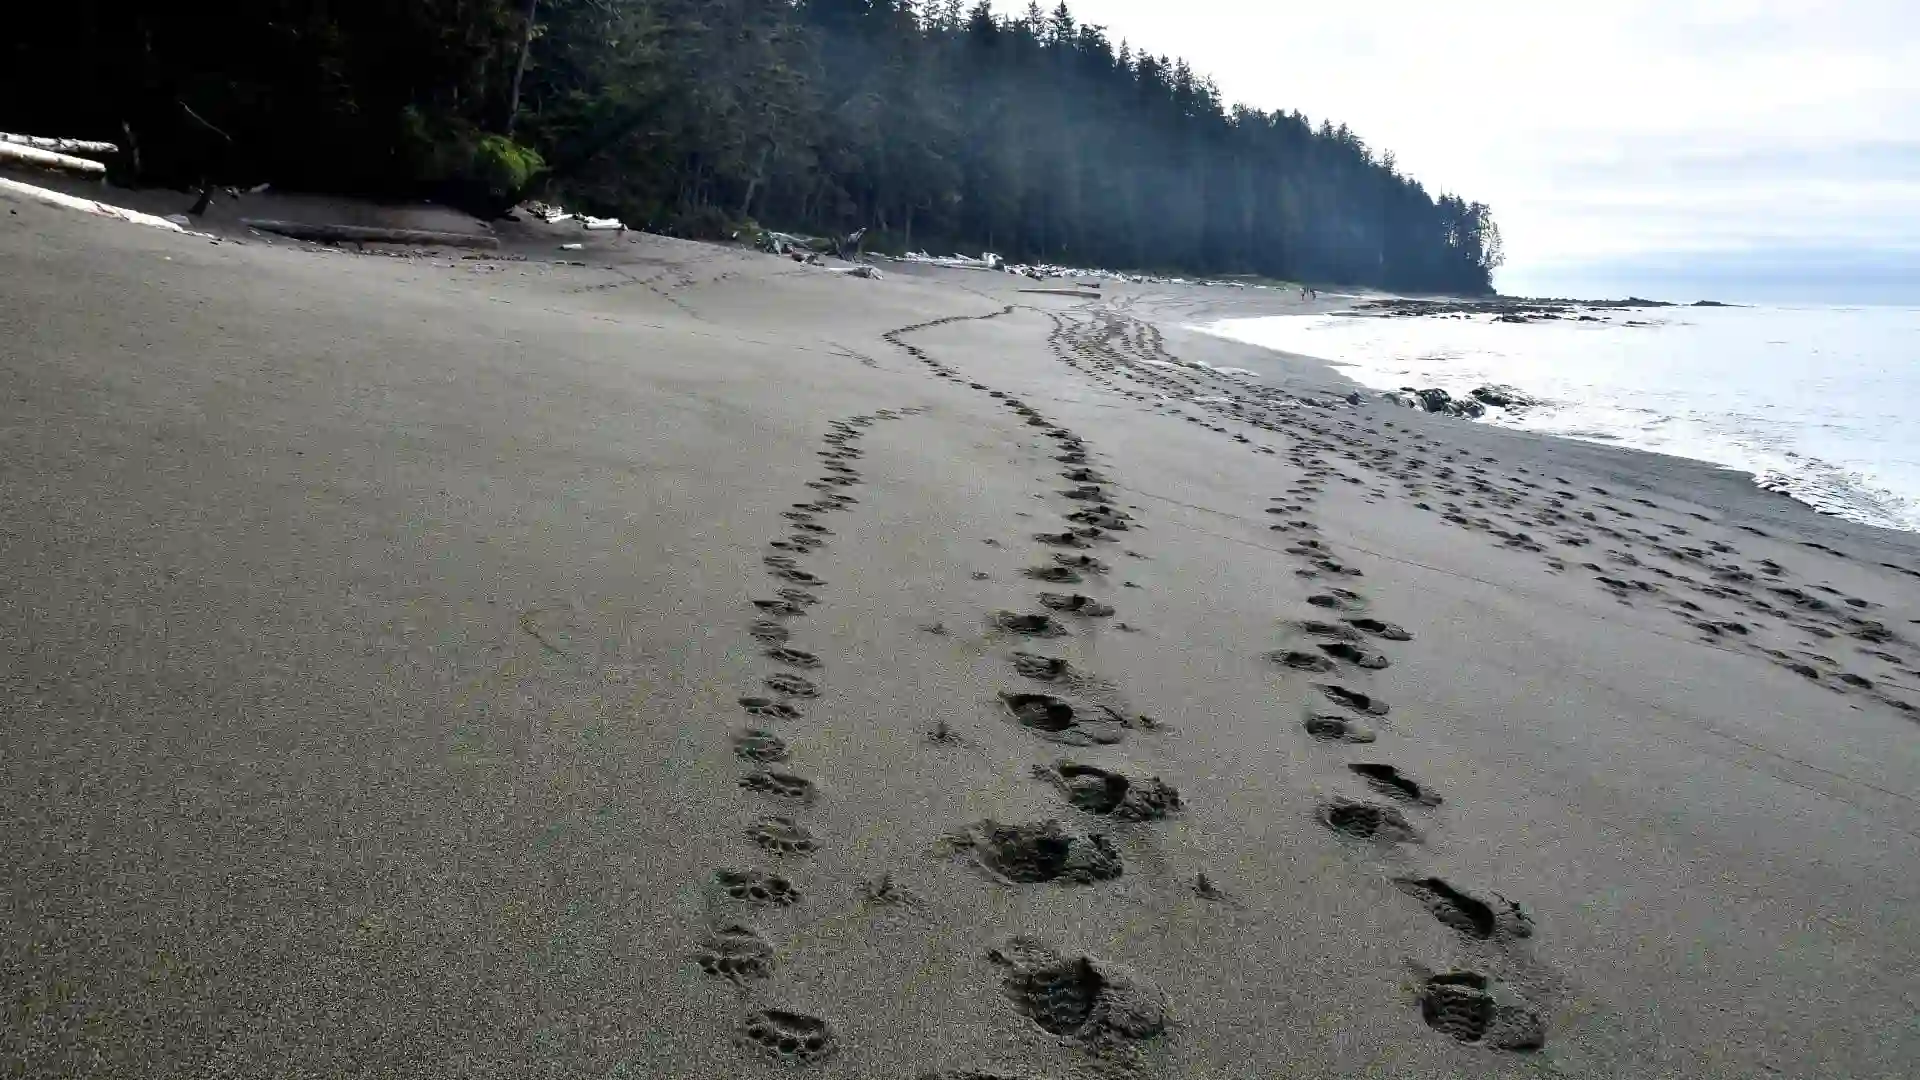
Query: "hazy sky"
992 0 1918 301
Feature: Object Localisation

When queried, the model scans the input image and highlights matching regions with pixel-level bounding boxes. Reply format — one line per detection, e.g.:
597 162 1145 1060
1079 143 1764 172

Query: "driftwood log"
240 219 500 249
834 227 866 261
0 176 184 232
0 142 107 176
1 133 119 157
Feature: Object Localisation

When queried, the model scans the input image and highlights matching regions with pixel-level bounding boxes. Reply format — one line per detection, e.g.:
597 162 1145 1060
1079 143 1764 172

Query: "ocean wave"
1471 386 1920 532
1202 306 1920 533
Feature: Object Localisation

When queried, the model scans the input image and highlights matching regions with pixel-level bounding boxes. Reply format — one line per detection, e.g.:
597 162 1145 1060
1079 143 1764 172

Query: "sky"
991 0 1919 302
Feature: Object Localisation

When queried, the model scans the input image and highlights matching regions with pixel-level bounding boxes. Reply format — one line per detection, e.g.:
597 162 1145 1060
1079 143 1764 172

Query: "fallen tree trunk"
0 176 185 232
1 133 120 157
0 142 107 176
240 219 500 249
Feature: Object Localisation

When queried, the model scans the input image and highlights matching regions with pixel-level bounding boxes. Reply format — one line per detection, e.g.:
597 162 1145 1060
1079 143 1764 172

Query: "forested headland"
5 1 1503 292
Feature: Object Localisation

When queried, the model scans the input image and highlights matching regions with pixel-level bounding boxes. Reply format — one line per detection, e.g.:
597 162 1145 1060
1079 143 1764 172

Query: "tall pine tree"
4 0 1502 292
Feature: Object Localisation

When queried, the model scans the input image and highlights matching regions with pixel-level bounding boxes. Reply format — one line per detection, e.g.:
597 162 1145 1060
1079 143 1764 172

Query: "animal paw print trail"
696 404 929 1065
1055 303 1916 715
911 300 1561 1054
873 308 1200 1064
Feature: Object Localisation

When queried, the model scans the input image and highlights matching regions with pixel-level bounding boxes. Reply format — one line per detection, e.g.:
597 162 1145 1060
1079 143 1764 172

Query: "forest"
4 0 1503 291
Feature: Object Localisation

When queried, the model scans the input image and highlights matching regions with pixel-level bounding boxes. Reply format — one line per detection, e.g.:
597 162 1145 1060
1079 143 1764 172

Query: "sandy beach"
4 197 1917 1079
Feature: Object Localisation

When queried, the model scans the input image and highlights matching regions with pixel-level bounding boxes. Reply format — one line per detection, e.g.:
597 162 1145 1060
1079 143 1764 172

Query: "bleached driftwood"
0 176 185 232
0 141 107 176
241 219 500 249
1 133 119 157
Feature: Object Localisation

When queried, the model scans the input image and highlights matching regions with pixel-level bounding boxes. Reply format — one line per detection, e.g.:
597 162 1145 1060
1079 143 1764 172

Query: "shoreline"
1191 303 1920 543
5 200 1918 1078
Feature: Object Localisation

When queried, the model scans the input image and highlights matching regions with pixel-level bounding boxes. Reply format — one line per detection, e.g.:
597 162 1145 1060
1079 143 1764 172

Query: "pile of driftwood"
1 132 117 177
518 200 625 231
756 227 871 267
0 129 497 248
0 130 197 233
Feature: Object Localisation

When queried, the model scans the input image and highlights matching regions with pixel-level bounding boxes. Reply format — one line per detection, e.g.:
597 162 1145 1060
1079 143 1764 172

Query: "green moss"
470 135 545 205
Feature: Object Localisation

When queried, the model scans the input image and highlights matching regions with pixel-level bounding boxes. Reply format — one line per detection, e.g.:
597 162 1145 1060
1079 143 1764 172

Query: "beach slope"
3 202 1917 1078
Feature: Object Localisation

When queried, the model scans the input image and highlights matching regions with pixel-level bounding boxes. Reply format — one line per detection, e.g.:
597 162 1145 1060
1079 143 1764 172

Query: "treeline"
4 0 1502 291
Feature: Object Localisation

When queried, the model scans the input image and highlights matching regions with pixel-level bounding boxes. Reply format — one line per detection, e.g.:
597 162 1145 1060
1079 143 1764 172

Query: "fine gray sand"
4 198 1918 1079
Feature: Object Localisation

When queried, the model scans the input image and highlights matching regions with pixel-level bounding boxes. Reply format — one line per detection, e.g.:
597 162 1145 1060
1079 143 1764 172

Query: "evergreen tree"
3 0 1503 292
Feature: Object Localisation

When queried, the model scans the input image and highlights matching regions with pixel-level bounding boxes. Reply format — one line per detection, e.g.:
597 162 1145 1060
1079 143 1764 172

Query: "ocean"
1206 303 1920 533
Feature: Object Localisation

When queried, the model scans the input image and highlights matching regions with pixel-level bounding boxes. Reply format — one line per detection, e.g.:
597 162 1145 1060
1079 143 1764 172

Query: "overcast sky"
992 0 1918 302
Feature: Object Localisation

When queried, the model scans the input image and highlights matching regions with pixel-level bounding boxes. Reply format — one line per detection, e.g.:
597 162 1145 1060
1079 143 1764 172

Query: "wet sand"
4 197 1918 1078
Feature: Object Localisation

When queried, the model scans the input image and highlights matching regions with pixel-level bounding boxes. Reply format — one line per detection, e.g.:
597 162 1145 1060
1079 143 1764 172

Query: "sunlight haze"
996 0 1918 301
